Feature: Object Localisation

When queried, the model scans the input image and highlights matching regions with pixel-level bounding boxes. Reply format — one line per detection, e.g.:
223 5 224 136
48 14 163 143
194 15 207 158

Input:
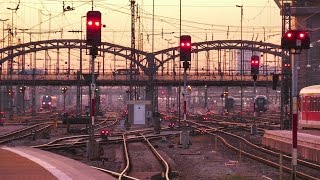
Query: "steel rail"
140 133 171 180
0 124 52 144
90 166 139 180
119 134 130 180
205 130 319 180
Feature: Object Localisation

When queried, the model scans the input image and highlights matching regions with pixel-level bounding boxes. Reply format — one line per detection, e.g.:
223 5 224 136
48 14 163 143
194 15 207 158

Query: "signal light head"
86 11 102 46
281 29 310 50
180 35 192 62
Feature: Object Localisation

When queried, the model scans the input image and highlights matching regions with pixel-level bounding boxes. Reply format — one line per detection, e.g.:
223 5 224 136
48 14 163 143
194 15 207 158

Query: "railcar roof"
300 85 320 95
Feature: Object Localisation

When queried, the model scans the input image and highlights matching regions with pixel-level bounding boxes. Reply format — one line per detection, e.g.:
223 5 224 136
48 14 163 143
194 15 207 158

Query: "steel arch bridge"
0 39 286 86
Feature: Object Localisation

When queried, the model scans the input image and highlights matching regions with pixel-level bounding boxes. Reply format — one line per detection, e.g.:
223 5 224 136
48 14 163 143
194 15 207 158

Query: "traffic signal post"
281 29 310 179
250 56 259 135
86 10 102 159
179 35 191 148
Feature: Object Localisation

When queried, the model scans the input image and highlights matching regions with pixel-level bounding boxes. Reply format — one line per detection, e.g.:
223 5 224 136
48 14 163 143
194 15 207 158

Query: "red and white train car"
299 85 320 129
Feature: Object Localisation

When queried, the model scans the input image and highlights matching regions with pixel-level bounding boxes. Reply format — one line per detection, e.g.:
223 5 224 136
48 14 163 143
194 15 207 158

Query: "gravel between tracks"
154 134 290 180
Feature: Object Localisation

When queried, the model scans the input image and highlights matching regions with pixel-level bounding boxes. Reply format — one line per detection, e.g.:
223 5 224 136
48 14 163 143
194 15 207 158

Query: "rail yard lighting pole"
0 19 8 113
236 5 243 121
178 0 181 128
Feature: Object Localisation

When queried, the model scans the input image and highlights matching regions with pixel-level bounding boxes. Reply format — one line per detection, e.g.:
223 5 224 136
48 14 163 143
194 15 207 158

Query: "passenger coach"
299 85 320 129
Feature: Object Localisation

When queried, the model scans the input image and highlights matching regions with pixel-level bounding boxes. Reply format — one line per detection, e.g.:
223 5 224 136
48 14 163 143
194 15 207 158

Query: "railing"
0 73 272 82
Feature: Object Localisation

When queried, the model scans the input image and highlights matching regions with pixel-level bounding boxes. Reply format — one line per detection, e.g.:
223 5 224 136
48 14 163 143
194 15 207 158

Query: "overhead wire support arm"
63 1 75 12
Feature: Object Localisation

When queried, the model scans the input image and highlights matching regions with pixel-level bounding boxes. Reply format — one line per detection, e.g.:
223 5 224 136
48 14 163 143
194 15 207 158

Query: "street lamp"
236 4 243 121
0 19 8 114
164 38 175 75
307 40 320 68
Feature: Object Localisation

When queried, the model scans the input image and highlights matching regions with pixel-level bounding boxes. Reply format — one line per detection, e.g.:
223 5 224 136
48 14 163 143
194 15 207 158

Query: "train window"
316 97 319 112
316 97 318 112
309 97 312 112
312 96 316 112
309 96 313 111
318 97 320 112
302 97 306 112
305 97 308 112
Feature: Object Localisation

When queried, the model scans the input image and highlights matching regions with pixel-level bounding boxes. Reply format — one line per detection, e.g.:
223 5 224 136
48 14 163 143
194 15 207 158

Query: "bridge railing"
0 73 272 82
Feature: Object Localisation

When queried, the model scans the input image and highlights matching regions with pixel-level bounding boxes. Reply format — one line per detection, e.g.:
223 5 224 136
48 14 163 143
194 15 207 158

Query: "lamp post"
307 40 320 68
236 5 243 121
0 19 8 113
0 19 9 50
164 38 174 75
81 15 86 41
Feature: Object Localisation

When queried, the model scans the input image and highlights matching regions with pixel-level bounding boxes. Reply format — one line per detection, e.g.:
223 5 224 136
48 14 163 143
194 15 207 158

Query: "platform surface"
262 129 320 162
0 146 116 180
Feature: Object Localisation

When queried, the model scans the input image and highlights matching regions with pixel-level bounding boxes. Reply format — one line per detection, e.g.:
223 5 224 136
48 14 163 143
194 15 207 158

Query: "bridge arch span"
153 40 286 72
0 39 150 72
0 39 286 75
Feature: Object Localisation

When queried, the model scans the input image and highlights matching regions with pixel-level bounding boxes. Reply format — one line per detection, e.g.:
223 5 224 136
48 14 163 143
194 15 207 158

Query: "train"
112 68 140 75
41 95 57 110
225 96 235 111
254 95 268 112
299 85 320 129
18 69 45 75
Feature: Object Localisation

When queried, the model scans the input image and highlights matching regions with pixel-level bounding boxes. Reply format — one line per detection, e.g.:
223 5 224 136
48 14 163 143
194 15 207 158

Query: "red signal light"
251 60 259 65
88 21 93 26
298 32 305 39
95 21 100 26
287 32 293 38
181 41 191 48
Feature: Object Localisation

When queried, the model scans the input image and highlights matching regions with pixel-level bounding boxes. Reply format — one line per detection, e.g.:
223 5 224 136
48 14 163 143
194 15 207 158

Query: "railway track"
0 122 53 144
118 133 171 179
185 120 320 179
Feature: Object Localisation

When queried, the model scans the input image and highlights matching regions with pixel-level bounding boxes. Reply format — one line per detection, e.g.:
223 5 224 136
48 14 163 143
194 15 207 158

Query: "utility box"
127 101 151 125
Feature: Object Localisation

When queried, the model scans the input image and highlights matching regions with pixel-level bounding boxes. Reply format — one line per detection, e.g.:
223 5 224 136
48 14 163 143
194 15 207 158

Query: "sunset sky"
0 0 282 51
0 0 284 72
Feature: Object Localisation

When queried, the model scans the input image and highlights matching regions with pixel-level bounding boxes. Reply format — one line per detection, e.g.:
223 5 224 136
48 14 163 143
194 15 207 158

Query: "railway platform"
262 130 320 163
0 146 116 180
